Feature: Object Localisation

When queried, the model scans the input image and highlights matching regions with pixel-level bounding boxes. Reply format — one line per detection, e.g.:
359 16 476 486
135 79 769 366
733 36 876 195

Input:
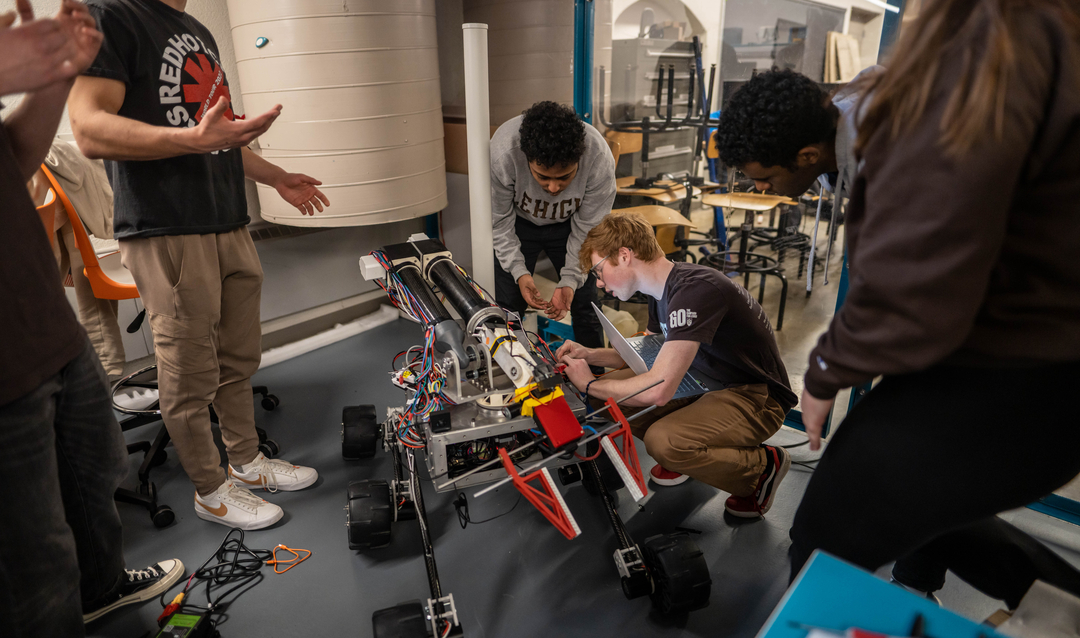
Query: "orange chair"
35 187 57 248
40 166 138 301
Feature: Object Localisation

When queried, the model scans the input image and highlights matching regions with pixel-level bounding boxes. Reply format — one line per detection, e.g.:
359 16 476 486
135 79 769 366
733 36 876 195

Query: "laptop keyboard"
631 339 706 396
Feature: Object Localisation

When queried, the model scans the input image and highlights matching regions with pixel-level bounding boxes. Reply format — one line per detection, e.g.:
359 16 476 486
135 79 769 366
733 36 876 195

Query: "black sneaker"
83 559 185 623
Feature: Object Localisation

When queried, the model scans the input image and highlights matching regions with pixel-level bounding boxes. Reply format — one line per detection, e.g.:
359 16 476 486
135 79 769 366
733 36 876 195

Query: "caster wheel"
342 405 379 460
347 479 393 550
641 532 711 615
151 505 174 528
258 439 280 458
621 572 652 599
150 448 168 468
261 394 280 411
372 601 428 638
137 482 156 500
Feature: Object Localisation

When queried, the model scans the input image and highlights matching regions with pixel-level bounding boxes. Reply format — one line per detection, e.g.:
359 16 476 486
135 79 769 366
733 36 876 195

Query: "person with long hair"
790 0 1080 608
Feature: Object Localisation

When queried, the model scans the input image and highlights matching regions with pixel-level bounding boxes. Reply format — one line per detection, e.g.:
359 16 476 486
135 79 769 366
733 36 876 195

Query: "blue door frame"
573 0 595 124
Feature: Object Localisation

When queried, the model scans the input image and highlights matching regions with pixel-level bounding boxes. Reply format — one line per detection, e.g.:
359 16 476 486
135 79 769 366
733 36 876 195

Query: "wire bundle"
370 250 437 325
390 327 457 448
157 529 274 630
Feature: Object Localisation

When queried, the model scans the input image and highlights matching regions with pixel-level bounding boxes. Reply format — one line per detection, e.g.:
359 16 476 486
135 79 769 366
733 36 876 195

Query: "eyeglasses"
589 254 611 283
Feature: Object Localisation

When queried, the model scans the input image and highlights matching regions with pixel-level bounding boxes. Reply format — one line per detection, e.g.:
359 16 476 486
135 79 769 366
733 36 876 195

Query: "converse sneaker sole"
82 559 185 624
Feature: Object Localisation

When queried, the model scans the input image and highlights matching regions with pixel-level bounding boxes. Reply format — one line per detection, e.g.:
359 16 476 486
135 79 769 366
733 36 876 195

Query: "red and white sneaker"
725 445 790 518
649 464 690 486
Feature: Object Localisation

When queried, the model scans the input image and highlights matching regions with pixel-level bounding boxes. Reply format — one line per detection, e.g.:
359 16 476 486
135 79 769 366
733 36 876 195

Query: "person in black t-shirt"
0 2 183 634
556 212 797 519
67 0 327 530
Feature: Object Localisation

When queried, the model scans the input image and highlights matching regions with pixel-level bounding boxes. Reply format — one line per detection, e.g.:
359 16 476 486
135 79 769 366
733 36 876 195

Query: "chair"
40 166 281 528
605 130 642 169
35 187 57 247
699 192 799 330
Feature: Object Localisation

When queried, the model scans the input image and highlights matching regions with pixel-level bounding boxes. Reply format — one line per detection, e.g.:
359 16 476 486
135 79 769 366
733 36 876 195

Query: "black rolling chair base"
112 365 281 528
702 251 788 330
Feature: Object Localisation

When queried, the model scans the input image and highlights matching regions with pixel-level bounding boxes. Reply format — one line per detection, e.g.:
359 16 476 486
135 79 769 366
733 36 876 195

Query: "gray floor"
91 317 1080 638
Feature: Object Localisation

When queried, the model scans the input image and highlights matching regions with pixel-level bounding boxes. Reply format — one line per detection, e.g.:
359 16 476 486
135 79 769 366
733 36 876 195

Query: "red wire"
574 447 604 461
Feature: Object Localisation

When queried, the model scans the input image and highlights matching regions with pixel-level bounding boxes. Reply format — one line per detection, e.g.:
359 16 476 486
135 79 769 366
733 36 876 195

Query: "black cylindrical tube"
395 264 452 326
427 258 493 326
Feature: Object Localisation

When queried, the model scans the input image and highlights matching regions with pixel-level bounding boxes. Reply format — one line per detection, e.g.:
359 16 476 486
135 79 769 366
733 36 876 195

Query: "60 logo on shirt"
668 308 697 328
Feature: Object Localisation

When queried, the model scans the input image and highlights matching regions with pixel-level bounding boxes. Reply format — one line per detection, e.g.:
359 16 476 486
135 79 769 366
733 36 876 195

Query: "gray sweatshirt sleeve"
559 149 616 289
490 150 530 282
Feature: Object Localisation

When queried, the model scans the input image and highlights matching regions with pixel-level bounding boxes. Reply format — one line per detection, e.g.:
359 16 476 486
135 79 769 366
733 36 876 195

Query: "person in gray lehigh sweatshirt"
491 101 616 349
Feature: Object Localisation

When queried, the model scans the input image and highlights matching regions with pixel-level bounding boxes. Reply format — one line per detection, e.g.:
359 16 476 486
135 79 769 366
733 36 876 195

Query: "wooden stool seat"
701 192 797 211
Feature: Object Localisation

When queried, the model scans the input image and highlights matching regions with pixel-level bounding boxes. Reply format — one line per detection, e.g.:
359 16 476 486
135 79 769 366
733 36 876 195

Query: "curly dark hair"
518 101 587 168
715 70 836 171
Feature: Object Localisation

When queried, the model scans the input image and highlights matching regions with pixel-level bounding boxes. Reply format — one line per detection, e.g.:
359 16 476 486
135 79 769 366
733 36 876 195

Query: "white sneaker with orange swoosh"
228 452 318 492
194 481 283 530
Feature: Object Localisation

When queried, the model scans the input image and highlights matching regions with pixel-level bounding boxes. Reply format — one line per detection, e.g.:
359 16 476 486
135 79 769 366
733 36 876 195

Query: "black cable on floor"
157 528 273 631
453 492 521 529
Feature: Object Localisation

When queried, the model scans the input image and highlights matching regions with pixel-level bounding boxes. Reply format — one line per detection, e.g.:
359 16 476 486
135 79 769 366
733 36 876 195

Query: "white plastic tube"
463 23 495 292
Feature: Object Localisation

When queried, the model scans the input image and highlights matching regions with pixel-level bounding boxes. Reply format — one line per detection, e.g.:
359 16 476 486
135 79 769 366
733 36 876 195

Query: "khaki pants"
54 212 126 377
615 376 786 496
120 228 263 496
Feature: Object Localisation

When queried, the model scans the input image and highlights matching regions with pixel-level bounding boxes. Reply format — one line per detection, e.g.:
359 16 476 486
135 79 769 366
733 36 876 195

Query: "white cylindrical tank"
226 0 447 226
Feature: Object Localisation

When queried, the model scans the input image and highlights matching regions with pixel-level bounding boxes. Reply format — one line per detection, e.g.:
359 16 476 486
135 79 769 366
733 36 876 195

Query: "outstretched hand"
190 97 281 153
273 172 329 216
546 286 574 321
517 274 548 310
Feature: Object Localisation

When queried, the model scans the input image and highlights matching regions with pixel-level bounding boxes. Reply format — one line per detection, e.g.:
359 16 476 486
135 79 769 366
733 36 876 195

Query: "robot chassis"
342 237 712 637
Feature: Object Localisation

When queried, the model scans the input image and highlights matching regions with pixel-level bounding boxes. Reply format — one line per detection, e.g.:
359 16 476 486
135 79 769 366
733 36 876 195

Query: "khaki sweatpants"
612 374 786 497
119 228 263 496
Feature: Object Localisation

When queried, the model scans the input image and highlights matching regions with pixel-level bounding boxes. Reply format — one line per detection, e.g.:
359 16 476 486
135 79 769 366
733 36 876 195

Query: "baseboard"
118 290 393 377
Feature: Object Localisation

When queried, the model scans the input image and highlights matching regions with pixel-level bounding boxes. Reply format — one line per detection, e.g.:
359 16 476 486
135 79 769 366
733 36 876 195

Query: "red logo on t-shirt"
182 53 233 122
159 33 233 130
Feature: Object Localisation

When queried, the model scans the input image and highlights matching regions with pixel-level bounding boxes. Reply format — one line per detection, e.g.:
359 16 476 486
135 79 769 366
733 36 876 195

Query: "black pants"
494 216 604 349
790 360 1080 608
0 340 128 637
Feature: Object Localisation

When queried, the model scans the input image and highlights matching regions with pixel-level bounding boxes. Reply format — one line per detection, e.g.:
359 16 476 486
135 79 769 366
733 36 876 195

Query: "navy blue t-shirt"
648 262 797 411
84 0 248 239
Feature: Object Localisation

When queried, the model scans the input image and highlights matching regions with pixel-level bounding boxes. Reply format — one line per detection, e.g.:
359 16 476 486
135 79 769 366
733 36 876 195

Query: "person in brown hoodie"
789 0 1080 609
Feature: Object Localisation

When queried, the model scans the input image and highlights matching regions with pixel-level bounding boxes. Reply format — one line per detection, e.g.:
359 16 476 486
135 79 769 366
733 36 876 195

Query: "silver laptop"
591 303 725 400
